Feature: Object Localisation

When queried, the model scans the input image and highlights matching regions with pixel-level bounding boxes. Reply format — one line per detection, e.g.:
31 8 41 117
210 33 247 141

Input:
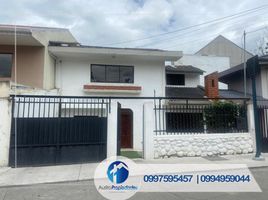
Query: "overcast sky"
1 0 268 54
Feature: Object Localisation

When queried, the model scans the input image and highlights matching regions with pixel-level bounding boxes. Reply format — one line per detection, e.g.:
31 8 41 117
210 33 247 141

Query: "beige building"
0 25 78 89
195 35 253 67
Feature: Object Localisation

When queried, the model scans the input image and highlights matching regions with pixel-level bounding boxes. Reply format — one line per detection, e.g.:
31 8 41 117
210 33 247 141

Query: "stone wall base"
154 133 253 159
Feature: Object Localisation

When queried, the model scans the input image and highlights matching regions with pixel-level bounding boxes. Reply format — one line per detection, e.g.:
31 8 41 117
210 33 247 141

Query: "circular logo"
94 156 141 200
107 161 129 184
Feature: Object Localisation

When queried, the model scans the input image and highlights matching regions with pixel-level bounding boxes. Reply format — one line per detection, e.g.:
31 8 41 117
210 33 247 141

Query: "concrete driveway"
0 163 98 187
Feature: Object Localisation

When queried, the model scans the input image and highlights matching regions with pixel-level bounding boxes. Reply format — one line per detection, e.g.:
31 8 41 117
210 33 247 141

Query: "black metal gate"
9 95 110 167
258 104 268 152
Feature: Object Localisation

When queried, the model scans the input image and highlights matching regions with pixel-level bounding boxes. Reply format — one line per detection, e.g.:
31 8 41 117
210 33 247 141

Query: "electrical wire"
103 4 268 46
136 10 267 48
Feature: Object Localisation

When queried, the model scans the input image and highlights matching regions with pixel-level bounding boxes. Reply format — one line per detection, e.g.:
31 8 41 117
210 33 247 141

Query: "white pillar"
0 81 11 166
107 100 118 158
247 103 256 152
143 101 155 160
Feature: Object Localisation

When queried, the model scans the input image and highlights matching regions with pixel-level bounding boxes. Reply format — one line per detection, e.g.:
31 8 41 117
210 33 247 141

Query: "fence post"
0 81 12 166
247 103 256 152
143 101 155 160
107 100 118 158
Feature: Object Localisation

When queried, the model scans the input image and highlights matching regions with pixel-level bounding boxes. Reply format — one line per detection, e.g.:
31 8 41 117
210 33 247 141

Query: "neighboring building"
195 35 253 67
174 54 230 88
165 65 205 98
218 55 268 99
0 25 78 89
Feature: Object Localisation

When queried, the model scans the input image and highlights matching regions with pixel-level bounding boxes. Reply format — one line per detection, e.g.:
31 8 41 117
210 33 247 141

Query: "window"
106 66 120 82
91 64 134 83
166 74 185 85
120 66 134 83
211 79 215 87
0 54 12 78
91 65 105 82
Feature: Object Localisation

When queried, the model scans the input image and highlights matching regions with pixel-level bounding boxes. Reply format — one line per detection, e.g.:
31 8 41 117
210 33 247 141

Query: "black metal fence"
154 99 248 135
258 102 268 152
9 95 110 167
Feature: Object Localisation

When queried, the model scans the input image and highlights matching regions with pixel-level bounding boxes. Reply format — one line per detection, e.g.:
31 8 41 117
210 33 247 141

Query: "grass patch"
120 150 142 159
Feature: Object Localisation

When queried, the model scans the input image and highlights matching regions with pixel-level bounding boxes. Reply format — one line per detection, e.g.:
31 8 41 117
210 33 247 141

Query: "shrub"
204 101 246 133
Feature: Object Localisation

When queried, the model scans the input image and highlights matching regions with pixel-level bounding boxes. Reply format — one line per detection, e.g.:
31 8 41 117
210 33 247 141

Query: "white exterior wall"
0 98 11 166
184 73 200 87
43 50 56 90
0 82 11 166
57 58 165 97
56 58 166 151
107 100 118 157
175 54 230 89
143 102 155 159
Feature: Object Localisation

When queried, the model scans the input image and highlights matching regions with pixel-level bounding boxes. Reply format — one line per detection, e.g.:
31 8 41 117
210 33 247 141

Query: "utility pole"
247 56 263 160
243 30 247 98
14 24 17 168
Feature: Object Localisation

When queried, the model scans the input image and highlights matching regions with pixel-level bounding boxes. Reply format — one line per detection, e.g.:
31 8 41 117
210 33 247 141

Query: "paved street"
0 167 267 200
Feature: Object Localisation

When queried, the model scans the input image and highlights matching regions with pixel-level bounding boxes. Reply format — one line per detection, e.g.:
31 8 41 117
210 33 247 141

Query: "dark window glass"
91 65 105 82
211 79 215 87
91 64 134 83
120 66 133 83
166 112 204 133
166 74 185 85
0 54 12 78
106 66 120 82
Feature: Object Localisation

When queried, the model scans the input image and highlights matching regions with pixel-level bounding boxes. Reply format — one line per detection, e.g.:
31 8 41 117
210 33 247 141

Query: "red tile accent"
83 84 142 91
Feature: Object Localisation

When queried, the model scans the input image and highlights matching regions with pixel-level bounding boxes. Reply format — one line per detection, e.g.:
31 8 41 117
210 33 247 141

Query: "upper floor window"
166 74 185 85
91 64 134 83
0 54 12 78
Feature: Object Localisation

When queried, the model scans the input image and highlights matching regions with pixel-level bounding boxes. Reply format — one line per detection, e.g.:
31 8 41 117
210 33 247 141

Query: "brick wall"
205 72 219 98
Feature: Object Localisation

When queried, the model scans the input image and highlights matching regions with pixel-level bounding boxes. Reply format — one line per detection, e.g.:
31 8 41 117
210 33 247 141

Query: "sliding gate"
9 95 109 167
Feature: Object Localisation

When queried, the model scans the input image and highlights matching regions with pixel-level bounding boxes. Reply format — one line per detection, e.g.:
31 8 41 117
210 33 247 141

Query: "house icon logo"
107 161 129 184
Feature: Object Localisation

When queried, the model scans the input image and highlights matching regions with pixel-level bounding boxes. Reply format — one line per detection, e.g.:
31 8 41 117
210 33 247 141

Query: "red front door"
120 109 133 148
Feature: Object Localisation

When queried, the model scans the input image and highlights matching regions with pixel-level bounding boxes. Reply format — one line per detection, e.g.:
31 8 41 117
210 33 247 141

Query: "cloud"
0 0 267 54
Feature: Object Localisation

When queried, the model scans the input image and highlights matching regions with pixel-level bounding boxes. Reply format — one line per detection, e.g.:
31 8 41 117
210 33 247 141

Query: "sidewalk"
0 153 268 187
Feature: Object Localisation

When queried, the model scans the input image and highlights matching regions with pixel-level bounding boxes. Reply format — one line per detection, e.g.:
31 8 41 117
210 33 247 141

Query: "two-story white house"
49 42 181 152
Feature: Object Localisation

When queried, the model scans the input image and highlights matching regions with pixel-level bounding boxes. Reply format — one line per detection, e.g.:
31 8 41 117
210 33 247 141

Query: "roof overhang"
48 46 182 62
218 63 245 83
219 58 268 84
0 28 43 46
166 65 204 74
